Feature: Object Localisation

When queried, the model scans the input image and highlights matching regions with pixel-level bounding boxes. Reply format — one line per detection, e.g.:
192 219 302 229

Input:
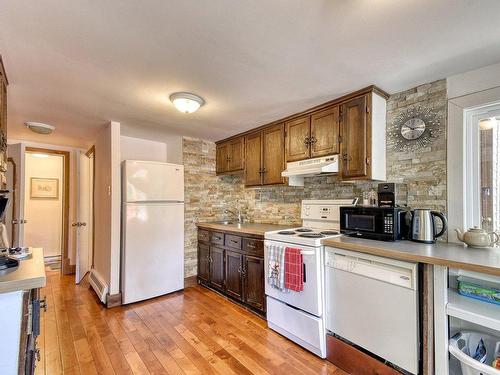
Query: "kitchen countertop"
322 237 500 277
196 222 291 237
0 248 46 294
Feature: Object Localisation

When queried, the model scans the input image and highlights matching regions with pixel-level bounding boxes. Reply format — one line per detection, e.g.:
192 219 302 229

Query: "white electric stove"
264 198 357 358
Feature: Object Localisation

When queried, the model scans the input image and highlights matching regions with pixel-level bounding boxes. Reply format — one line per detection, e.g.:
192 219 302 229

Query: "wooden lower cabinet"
243 255 265 311
225 250 243 300
197 243 210 283
209 246 225 291
197 228 266 315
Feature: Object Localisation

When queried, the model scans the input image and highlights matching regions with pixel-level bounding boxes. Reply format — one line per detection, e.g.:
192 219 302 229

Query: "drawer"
225 234 242 250
243 238 263 256
210 231 224 245
198 229 209 242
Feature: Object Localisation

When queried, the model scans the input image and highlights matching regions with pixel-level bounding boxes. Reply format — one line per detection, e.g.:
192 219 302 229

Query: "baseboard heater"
89 269 109 304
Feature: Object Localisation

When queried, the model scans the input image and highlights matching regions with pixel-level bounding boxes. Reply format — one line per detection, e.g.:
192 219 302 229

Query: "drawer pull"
247 243 256 248
230 240 239 244
213 236 221 241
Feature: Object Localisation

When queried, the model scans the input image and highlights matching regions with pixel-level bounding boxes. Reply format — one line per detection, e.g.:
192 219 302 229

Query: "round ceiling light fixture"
169 92 205 114
25 121 56 135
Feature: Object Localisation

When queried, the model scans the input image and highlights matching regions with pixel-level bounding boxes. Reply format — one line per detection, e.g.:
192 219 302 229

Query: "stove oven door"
264 240 322 316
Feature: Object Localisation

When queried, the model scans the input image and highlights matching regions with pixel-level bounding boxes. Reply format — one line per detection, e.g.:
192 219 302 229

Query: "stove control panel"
301 204 337 220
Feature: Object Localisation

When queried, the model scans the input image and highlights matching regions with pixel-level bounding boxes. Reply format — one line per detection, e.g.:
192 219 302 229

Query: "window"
465 103 500 235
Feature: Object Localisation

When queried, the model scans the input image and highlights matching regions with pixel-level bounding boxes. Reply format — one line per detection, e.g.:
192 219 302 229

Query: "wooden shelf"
447 289 500 331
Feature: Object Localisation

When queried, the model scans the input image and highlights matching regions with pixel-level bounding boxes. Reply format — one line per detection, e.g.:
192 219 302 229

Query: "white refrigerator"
121 160 184 304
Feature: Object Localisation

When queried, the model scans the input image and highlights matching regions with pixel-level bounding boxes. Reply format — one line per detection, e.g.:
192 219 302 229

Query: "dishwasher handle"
329 252 416 290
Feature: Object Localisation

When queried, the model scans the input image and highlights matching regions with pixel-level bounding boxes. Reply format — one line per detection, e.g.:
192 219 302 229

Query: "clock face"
401 118 426 140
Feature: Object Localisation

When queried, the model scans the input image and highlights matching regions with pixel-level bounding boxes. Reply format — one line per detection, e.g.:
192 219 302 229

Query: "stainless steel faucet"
224 208 244 224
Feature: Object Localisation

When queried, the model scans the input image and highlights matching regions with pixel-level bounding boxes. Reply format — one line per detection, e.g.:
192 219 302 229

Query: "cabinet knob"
310 136 317 145
304 137 310 145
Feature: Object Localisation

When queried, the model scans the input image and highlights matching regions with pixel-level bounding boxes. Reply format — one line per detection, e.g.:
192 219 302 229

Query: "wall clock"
389 106 441 152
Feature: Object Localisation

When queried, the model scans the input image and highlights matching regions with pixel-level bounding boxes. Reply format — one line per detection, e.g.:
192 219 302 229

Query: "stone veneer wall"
183 79 447 277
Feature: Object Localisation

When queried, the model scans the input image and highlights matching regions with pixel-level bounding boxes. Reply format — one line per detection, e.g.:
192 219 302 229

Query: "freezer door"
123 160 184 202
122 202 184 304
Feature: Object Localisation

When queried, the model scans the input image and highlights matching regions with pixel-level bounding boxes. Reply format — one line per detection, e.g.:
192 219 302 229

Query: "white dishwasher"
325 247 420 374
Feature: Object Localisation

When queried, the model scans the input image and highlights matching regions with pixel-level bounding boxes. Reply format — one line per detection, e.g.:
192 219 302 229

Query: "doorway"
6 144 70 272
25 148 69 270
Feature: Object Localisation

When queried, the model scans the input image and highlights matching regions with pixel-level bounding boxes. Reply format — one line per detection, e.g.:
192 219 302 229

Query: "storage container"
458 276 500 306
449 331 500 375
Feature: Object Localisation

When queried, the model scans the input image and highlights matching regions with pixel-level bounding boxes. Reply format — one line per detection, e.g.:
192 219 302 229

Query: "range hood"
281 155 339 186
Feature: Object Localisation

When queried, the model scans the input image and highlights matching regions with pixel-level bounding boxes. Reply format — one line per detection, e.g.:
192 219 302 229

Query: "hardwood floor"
35 270 347 374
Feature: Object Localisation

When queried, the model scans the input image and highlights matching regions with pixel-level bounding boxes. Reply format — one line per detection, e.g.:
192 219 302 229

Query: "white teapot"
455 226 499 248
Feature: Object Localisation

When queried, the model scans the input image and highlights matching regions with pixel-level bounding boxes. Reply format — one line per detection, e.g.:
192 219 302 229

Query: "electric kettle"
410 209 448 243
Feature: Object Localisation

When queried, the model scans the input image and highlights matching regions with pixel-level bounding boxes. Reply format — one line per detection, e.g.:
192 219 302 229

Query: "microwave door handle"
303 263 306 283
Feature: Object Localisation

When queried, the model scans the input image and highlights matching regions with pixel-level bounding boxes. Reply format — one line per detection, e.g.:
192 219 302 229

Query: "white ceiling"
2 0 500 147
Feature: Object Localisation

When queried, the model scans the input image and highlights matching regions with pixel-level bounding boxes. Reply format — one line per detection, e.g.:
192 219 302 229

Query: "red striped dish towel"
284 247 303 292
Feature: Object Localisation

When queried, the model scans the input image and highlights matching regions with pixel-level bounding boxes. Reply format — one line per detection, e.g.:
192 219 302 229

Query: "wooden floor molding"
35 270 348 374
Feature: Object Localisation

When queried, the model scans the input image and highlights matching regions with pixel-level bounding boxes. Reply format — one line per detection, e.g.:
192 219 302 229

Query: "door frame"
25 147 71 273
85 145 95 268
6 157 16 244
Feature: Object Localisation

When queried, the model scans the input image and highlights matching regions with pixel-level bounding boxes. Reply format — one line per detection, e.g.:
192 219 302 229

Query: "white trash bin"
449 331 500 375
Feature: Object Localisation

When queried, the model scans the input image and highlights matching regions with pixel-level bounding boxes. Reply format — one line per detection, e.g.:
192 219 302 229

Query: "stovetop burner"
277 231 296 235
298 233 324 238
295 228 313 233
320 231 340 235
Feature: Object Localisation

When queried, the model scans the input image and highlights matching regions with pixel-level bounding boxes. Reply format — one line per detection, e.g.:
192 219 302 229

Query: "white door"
121 202 184 304
123 160 184 202
75 152 93 283
7 143 26 247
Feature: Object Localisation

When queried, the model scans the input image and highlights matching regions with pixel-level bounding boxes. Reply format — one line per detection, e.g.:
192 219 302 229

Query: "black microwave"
340 206 410 241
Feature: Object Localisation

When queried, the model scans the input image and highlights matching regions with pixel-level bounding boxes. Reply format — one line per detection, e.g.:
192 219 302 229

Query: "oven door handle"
300 250 315 255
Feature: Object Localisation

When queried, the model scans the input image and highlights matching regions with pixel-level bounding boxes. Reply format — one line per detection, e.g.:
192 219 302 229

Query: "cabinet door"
262 123 285 185
216 143 228 174
243 255 265 312
197 243 210 283
244 131 262 186
225 250 243 300
341 95 368 178
285 116 311 162
210 247 225 291
227 137 244 171
311 106 339 157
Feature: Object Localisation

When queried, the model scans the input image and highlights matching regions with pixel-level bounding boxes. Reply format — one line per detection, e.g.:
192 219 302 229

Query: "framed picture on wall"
30 177 59 199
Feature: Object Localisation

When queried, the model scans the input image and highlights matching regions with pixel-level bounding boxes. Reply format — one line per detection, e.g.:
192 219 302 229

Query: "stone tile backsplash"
183 79 447 277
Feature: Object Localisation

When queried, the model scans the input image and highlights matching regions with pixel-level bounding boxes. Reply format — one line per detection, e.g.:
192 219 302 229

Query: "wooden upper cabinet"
262 123 285 185
244 132 262 186
285 116 311 162
340 95 368 179
311 106 339 158
228 137 244 171
216 143 228 174
216 137 245 174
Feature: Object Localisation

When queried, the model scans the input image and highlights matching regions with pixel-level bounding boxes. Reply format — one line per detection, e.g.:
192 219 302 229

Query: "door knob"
80 222 87 227
22 220 28 224
12 219 18 224
72 223 78 227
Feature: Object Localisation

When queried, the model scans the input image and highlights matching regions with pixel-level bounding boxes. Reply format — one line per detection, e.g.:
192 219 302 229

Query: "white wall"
120 124 183 164
93 121 121 296
24 153 63 257
447 61 500 100
120 135 167 162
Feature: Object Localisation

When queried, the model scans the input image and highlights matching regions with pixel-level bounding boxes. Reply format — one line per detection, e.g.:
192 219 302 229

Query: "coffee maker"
378 183 408 208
